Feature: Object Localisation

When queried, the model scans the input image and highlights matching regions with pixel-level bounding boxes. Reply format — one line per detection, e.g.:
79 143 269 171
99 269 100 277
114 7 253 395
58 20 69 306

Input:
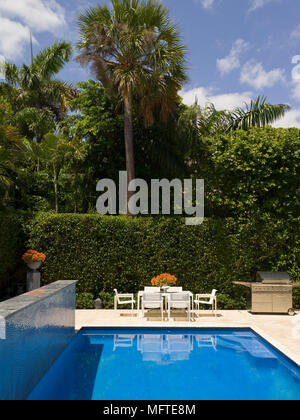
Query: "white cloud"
0 0 65 61
240 60 285 90
180 86 253 110
0 0 66 34
248 0 279 12
290 24 300 40
0 17 37 60
0 54 5 79
199 0 215 9
217 39 250 76
273 109 300 128
291 81 300 101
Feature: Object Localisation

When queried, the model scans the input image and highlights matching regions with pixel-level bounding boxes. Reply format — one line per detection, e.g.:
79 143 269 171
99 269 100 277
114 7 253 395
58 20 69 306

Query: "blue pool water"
28 328 300 400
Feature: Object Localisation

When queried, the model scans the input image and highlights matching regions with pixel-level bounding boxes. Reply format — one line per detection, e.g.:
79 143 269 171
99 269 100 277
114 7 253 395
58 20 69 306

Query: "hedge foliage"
27 213 300 309
195 127 300 218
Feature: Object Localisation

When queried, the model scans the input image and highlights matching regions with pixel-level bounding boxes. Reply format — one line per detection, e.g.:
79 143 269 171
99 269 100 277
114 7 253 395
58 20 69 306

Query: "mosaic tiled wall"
0 281 77 400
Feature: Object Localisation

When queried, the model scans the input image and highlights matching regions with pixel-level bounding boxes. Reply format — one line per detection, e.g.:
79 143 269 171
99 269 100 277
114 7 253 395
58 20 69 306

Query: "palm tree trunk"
53 164 58 213
124 88 135 215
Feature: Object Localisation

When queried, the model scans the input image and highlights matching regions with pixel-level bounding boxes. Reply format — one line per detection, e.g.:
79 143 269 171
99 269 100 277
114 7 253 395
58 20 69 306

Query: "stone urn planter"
27 262 42 271
22 250 46 292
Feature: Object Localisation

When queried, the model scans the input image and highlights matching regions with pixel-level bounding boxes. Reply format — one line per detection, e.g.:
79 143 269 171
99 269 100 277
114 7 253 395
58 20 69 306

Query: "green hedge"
26 213 300 309
0 212 24 296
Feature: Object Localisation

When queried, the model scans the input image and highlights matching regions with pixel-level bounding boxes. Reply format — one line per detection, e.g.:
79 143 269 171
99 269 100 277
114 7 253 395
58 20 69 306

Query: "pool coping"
0 280 77 320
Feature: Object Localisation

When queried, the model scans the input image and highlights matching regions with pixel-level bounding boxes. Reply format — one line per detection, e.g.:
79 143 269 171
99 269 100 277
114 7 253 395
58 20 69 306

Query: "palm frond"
228 96 290 131
34 42 73 79
76 0 188 125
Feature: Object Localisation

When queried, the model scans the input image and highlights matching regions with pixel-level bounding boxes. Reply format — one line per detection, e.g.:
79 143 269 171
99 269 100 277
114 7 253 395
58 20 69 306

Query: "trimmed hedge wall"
27 213 300 309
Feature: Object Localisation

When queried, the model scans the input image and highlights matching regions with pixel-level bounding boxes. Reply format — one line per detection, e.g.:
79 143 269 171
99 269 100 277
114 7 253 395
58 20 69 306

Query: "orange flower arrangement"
22 250 46 264
151 273 177 287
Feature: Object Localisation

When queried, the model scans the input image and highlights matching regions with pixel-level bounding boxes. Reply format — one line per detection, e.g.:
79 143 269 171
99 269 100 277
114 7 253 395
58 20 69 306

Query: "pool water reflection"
28 328 300 400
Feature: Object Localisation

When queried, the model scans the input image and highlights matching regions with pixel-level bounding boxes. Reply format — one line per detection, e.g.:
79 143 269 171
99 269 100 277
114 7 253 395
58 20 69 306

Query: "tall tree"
0 99 28 206
0 42 77 142
77 0 187 213
27 133 84 213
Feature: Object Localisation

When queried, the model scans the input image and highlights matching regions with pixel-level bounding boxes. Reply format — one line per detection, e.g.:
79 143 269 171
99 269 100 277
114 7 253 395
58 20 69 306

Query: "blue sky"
1 0 300 126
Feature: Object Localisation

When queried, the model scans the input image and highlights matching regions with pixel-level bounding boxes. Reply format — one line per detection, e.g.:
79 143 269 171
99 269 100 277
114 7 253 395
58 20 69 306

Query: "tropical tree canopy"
179 96 290 140
77 0 187 126
0 42 77 141
0 99 28 202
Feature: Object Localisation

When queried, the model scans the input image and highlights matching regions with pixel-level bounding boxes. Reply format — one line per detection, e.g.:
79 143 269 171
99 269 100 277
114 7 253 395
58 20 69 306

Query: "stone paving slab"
76 309 300 366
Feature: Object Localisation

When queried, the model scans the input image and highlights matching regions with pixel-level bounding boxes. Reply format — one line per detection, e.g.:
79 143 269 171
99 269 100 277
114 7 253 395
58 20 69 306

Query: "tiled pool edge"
0 281 77 400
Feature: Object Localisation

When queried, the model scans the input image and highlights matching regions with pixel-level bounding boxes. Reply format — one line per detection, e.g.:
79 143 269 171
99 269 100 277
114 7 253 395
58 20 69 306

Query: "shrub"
76 292 95 309
193 127 300 218
27 213 300 309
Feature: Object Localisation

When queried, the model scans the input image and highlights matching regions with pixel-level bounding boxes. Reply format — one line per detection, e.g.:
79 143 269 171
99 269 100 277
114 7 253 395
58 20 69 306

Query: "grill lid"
256 271 291 285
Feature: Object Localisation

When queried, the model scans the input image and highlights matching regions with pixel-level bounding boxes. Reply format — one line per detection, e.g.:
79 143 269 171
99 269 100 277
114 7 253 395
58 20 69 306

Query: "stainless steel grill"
233 272 300 314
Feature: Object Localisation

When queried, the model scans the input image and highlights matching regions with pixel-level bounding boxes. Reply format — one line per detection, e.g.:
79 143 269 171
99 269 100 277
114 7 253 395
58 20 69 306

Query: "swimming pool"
28 328 300 400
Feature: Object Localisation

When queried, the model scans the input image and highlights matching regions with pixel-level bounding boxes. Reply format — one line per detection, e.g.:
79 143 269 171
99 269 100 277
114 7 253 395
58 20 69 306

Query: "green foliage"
0 212 24 294
77 0 187 126
76 292 95 309
179 97 290 144
27 213 300 309
228 96 290 131
0 41 76 142
192 127 300 218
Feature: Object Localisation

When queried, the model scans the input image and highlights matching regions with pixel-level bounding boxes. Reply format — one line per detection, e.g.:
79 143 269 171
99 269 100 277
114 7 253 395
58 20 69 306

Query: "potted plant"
22 250 46 271
151 273 177 292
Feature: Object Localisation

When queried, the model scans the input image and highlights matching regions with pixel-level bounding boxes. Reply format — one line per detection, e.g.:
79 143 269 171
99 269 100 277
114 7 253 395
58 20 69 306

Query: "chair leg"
161 305 163 322
132 301 134 316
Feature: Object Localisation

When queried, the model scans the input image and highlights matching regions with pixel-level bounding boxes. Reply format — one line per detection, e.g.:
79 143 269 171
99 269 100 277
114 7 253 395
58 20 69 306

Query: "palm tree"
0 42 77 142
77 0 187 212
27 133 84 213
180 96 290 139
227 96 290 131
0 100 28 200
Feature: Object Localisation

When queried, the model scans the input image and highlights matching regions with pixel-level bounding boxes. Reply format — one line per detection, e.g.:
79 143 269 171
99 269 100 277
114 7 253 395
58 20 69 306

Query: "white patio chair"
137 335 164 362
113 334 135 350
166 334 193 361
167 292 191 321
194 289 218 317
168 287 183 293
144 287 161 293
142 293 164 321
195 335 218 351
114 289 135 315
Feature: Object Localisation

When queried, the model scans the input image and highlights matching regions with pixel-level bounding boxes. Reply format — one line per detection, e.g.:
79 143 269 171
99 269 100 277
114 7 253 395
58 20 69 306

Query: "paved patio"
76 309 300 366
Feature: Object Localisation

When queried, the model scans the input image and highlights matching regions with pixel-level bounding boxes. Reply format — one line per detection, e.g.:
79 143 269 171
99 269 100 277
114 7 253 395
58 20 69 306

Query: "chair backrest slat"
143 293 162 302
168 287 183 293
170 292 190 302
144 287 160 293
